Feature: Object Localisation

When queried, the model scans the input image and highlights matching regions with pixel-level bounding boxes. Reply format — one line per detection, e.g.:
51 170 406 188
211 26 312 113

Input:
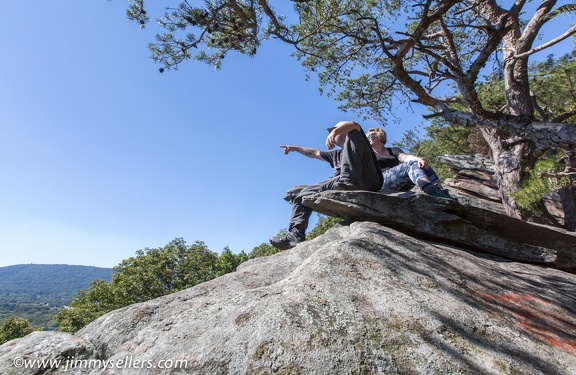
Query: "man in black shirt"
270 121 382 250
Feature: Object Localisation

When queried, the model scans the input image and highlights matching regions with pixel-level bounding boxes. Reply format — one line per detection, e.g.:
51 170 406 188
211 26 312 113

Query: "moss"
251 341 271 361
249 341 304 375
234 312 252 327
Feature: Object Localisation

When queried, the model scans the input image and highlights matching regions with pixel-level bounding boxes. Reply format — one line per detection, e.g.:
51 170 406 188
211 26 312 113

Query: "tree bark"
558 186 576 231
478 126 552 223
473 3 541 220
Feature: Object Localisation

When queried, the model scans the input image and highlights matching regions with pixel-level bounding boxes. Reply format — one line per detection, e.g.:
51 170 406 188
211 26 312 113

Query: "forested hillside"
0 264 113 329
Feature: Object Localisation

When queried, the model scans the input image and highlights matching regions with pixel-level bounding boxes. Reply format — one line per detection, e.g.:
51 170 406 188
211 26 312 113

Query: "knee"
406 159 419 168
296 186 319 200
404 160 421 175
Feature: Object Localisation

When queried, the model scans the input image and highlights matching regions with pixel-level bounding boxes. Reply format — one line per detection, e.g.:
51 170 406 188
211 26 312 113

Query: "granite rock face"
1 221 575 374
302 190 576 270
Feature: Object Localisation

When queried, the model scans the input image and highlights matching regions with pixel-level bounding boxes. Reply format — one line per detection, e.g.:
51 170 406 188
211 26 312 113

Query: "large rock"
1 222 575 374
437 154 567 227
437 155 500 201
302 190 576 270
437 154 495 173
444 177 501 201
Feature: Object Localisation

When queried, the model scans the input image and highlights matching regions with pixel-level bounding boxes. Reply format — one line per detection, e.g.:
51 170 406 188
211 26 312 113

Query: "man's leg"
288 184 322 236
337 130 382 191
270 177 339 250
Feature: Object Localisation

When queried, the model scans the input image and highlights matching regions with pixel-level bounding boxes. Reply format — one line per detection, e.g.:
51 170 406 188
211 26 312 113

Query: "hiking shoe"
333 180 358 191
269 231 305 250
422 184 454 199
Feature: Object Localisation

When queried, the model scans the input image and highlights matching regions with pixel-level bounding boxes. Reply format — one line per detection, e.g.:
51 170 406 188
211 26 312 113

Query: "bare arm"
398 152 429 169
326 121 361 149
280 145 325 161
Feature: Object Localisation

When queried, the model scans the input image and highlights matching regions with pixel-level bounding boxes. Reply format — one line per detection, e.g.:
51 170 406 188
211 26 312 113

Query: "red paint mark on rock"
478 293 576 352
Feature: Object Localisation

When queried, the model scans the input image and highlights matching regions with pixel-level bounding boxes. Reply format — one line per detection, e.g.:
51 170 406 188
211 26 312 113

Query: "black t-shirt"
375 147 404 171
319 150 342 176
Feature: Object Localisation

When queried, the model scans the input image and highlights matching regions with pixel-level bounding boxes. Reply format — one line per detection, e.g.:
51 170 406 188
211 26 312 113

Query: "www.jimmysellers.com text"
13 355 189 372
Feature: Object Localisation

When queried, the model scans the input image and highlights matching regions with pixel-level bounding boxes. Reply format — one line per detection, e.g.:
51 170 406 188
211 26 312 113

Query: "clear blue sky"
0 1 572 268
0 0 416 268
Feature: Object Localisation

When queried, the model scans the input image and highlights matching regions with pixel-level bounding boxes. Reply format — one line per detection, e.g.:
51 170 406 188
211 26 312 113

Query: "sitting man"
270 121 383 250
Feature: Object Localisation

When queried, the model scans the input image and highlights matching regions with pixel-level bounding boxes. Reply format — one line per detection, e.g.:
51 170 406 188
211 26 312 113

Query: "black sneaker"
422 184 454 199
269 231 305 250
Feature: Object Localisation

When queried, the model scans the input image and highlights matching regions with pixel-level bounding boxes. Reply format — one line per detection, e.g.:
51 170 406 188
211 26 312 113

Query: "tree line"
0 265 114 331
0 264 113 305
0 216 341 342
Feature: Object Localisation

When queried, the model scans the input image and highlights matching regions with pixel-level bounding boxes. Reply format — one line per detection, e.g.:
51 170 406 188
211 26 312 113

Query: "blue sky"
0 0 416 268
1 1 572 268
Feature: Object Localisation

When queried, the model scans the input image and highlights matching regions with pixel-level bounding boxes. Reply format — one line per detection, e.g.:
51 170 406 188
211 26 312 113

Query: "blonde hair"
367 128 387 144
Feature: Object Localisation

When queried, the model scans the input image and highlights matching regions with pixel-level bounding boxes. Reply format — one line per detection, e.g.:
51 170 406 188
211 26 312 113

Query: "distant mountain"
0 264 113 329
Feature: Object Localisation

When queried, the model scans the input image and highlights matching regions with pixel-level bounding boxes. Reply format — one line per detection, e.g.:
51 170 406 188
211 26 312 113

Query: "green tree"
475 51 576 228
306 214 342 241
0 316 40 345
126 0 576 224
248 242 282 259
248 229 287 259
392 49 576 229
526 53 576 123
55 239 247 332
111 239 220 304
511 152 573 217
217 246 248 276
54 279 120 333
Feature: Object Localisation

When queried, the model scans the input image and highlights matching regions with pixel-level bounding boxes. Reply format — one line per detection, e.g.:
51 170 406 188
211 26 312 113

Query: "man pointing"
270 121 383 250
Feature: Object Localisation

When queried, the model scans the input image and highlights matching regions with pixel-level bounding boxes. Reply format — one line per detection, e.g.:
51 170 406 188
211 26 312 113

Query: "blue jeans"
381 160 440 191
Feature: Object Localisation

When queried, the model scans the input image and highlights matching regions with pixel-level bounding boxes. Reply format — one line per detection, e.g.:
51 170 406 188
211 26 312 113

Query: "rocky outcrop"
438 154 567 226
1 220 575 374
2 177 575 374
437 154 498 202
302 190 576 270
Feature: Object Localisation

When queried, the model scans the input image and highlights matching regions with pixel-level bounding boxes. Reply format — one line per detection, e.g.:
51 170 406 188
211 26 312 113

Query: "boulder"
437 154 568 227
437 154 495 173
437 155 499 201
302 190 576 270
444 177 501 201
1 222 575 374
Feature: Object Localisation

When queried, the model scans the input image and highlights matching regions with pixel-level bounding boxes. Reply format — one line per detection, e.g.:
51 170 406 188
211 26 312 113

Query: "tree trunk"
488 16 536 220
558 186 576 231
480 127 534 219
